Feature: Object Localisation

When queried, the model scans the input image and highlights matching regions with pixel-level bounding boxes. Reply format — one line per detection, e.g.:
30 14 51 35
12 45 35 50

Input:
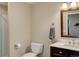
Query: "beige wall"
8 2 63 57
31 2 63 57
8 3 31 57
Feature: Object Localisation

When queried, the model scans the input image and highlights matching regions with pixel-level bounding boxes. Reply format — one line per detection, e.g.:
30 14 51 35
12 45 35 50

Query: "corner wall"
8 3 31 57
31 2 62 57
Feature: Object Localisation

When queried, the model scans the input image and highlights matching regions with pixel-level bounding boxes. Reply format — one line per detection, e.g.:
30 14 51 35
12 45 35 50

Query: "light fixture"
71 2 77 8
62 2 68 10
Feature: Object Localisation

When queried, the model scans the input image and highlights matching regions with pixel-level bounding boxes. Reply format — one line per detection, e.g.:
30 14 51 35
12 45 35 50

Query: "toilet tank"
31 42 43 54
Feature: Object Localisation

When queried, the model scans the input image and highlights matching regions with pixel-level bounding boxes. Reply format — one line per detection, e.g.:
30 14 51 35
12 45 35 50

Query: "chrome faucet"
72 40 75 45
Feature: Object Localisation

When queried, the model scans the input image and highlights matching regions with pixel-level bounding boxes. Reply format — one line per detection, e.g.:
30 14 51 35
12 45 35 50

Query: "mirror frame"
61 7 79 38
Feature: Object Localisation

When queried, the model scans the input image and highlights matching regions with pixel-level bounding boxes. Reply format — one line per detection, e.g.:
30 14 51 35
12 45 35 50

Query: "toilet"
22 42 43 57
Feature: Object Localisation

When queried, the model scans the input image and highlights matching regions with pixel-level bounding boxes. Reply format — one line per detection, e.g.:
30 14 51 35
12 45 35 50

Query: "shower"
0 4 8 57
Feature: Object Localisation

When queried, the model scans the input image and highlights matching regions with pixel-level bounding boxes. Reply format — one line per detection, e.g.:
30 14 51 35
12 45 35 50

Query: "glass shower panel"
0 16 3 57
1 15 8 57
0 15 8 57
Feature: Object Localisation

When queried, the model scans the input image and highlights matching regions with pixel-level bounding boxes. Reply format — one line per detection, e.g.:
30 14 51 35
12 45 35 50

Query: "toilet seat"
22 52 37 57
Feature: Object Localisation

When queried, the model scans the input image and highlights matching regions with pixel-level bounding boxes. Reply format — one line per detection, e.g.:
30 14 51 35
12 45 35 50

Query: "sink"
61 40 79 48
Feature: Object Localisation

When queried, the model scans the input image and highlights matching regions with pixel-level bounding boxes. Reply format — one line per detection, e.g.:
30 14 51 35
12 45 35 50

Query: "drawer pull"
59 51 62 54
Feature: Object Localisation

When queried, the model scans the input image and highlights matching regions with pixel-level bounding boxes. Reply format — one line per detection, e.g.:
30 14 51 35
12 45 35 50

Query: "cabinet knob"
59 51 62 54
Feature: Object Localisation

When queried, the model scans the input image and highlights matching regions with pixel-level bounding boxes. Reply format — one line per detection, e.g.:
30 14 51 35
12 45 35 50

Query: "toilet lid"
22 52 37 57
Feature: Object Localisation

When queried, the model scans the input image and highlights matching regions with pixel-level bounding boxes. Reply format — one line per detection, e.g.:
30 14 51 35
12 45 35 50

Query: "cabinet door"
69 50 79 57
50 47 69 57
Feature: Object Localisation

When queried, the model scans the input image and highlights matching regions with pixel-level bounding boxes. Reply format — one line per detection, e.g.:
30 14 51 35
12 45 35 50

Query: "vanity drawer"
50 47 69 57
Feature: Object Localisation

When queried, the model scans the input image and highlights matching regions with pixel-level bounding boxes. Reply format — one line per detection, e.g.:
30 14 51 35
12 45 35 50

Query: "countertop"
50 42 79 51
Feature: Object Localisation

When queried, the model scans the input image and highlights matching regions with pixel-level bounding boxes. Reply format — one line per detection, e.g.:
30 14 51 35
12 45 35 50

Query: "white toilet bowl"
22 52 37 57
22 42 43 57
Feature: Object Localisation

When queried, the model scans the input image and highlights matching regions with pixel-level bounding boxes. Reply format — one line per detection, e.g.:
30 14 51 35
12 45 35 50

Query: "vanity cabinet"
50 47 79 57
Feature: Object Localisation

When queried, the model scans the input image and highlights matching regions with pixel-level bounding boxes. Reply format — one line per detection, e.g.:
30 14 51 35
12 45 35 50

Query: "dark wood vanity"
50 47 79 57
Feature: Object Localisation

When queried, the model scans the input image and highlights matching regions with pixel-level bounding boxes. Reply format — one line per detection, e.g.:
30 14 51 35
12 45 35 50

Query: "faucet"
72 40 75 45
68 40 75 45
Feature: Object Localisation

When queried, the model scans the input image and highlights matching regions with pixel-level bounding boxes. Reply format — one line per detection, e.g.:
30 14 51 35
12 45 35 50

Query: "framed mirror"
61 8 79 38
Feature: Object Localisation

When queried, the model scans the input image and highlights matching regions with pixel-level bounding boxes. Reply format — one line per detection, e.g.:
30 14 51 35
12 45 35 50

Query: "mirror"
61 8 79 38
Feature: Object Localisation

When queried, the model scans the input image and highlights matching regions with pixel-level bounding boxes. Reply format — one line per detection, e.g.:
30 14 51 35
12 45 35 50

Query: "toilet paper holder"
14 43 21 49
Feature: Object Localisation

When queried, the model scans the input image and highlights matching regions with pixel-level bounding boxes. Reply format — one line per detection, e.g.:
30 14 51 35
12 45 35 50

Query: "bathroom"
0 2 79 57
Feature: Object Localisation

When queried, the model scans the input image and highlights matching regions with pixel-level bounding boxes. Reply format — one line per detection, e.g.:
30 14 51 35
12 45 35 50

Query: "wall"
8 3 31 57
31 2 63 57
